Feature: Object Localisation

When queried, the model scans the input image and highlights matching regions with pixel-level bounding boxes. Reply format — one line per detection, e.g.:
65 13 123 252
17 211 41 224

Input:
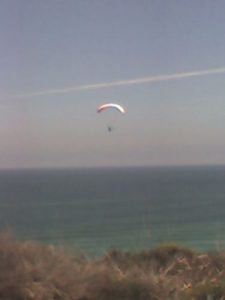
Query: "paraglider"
97 103 125 114
97 103 125 132
107 125 113 132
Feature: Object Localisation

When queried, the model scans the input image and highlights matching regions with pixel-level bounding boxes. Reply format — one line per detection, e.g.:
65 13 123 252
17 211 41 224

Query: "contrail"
9 66 225 98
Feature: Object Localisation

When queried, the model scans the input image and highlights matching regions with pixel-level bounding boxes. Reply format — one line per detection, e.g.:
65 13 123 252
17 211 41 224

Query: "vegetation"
0 232 225 299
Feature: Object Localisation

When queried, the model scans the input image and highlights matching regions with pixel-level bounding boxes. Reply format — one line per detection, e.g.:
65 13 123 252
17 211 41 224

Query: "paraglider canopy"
97 103 125 114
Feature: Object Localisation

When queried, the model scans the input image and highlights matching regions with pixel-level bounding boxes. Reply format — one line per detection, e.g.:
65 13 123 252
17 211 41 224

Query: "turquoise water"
0 166 225 255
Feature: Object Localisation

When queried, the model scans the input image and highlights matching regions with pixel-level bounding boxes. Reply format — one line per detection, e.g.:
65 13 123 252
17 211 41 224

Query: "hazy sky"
1 0 225 168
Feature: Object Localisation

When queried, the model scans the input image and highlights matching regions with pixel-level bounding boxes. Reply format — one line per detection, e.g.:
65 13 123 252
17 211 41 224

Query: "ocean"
0 166 225 255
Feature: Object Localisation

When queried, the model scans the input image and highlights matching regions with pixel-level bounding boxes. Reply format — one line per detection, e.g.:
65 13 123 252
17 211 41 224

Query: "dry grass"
1 232 225 299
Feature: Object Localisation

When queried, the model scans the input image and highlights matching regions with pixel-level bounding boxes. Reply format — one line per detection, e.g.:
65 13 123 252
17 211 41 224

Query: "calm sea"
0 166 225 255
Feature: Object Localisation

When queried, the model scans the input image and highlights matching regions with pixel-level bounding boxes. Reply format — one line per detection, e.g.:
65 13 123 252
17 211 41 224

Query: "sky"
1 0 225 168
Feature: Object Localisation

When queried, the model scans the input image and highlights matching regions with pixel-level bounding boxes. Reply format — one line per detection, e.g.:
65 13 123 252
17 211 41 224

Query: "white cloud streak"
9 66 225 98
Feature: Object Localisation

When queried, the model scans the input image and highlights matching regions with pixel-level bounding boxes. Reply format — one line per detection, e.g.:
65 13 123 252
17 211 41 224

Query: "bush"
181 282 225 300
0 232 225 300
103 243 196 271
87 277 160 300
